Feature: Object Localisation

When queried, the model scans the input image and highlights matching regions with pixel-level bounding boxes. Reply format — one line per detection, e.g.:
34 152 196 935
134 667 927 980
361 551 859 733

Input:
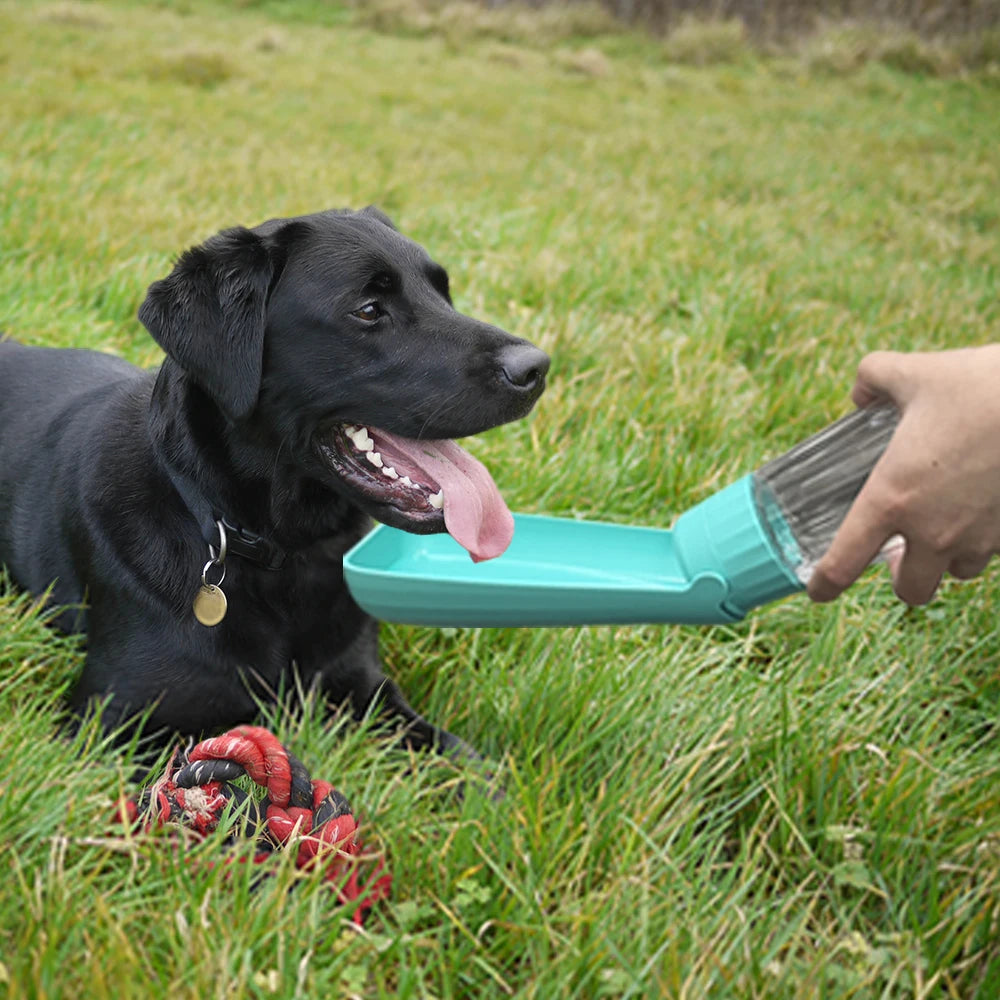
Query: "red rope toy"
117 725 390 924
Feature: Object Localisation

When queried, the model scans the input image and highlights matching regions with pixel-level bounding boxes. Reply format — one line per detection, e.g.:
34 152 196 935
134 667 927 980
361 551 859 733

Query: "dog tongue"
375 432 514 562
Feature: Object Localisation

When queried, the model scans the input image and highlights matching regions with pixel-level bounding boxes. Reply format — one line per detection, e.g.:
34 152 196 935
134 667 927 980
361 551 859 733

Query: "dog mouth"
316 423 514 562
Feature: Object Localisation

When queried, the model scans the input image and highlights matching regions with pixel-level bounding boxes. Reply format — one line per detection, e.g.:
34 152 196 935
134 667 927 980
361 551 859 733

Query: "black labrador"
0 207 548 757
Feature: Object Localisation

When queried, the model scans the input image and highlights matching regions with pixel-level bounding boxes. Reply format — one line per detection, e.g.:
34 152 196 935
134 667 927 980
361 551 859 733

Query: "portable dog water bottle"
343 405 900 626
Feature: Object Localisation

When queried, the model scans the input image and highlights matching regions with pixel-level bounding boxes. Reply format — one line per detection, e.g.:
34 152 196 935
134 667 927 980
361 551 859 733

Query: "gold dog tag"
193 583 228 626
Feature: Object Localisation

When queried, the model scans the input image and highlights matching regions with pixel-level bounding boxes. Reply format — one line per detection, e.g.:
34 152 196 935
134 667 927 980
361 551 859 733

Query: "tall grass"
1 0 999 996
343 0 1000 72
597 0 1000 37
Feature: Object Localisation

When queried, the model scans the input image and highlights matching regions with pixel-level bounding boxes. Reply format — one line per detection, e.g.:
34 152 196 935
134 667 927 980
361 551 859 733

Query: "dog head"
138 207 549 559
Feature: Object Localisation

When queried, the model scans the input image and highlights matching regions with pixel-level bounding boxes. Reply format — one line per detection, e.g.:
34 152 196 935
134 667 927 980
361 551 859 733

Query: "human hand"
807 344 1000 605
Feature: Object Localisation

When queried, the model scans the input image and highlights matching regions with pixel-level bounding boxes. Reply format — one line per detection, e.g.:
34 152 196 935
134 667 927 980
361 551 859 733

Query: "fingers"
948 553 993 580
850 351 913 410
813 533 945 607
814 537 991 605
888 542 944 606
806 490 893 602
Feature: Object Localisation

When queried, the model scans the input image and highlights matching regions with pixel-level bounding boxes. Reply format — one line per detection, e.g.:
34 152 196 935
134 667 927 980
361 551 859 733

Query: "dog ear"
360 205 398 231
138 226 275 422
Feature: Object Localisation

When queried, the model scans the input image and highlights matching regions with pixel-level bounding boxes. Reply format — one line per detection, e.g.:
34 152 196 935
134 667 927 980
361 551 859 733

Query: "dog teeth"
348 427 374 452
345 425 435 496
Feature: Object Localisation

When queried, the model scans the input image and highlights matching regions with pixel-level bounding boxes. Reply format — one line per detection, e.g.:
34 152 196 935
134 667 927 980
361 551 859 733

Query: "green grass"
2 1 1000 996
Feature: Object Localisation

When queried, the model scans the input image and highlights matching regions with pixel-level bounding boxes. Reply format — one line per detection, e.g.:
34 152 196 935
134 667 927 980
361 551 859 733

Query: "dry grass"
351 0 1000 75
595 0 1000 38
352 0 620 46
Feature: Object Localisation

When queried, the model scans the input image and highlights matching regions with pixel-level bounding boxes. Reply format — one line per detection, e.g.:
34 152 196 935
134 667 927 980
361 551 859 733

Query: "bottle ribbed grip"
673 475 803 617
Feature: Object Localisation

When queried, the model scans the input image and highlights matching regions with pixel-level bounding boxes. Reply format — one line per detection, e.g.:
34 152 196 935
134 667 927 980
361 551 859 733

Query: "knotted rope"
118 725 390 924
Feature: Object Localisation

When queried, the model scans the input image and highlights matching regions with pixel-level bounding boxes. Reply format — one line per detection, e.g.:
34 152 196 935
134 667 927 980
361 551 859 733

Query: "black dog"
0 207 548 756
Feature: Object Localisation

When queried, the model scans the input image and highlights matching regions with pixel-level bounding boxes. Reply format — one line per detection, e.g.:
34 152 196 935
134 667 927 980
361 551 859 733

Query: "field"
1 1 999 996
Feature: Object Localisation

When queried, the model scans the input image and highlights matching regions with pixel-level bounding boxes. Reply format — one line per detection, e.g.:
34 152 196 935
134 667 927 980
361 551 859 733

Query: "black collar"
167 465 286 572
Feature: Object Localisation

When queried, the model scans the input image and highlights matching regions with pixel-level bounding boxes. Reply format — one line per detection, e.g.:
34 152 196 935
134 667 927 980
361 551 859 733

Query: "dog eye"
351 302 382 323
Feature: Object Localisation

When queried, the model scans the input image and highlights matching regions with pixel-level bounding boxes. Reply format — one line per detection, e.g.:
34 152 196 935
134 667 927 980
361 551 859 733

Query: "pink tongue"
374 432 514 562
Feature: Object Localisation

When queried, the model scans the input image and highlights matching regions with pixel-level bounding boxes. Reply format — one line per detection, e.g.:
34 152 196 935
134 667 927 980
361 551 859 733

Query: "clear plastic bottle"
752 403 900 584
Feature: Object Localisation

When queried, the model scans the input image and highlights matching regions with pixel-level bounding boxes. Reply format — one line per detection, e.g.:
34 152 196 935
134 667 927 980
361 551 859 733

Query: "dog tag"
193 583 227 627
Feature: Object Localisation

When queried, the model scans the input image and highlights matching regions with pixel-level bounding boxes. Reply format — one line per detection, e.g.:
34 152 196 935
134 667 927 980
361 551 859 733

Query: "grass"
1 0 1000 996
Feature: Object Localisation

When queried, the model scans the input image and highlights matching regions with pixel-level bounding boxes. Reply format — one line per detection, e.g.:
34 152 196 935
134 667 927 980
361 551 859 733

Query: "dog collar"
166 466 286 572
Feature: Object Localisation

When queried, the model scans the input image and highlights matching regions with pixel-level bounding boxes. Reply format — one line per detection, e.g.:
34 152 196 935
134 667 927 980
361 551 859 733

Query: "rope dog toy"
118 725 390 924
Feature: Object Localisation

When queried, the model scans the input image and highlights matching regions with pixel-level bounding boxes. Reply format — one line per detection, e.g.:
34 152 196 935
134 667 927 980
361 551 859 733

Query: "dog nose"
498 343 550 393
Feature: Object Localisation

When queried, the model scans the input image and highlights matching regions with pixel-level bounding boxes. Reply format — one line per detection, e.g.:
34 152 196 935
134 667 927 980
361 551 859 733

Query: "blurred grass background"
1 1 999 997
